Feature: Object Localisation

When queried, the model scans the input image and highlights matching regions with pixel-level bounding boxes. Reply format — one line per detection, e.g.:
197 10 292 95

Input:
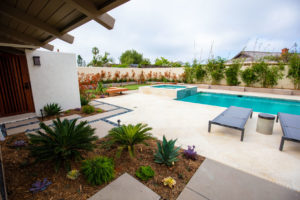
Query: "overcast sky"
49 0 300 64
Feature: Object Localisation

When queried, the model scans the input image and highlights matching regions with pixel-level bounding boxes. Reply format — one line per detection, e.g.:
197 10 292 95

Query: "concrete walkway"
178 159 300 200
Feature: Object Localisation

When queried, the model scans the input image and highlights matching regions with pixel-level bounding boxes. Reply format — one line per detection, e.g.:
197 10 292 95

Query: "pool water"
152 85 187 89
177 92 300 115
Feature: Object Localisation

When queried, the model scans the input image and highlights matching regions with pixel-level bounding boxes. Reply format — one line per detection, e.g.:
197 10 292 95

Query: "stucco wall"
26 50 81 116
78 66 295 89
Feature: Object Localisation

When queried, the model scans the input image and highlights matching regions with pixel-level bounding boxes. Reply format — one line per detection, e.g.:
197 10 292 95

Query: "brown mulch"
1 133 205 200
38 108 105 121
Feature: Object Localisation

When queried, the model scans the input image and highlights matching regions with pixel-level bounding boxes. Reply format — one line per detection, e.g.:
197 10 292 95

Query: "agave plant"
108 123 152 157
28 118 97 171
154 135 180 166
43 103 62 116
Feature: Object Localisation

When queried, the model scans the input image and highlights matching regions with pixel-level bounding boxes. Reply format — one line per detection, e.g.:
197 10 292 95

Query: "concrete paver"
88 173 160 200
178 159 300 200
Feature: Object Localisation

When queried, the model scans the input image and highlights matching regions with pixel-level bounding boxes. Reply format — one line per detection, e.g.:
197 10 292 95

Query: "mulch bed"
38 108 105 121
1 133 205 200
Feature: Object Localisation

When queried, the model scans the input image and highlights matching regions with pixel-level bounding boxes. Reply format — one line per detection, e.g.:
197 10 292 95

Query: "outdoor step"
88 173 160 200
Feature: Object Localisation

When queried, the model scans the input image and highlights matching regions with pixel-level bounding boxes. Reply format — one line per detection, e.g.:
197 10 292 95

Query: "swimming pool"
177 92 300 115
152 85 187 89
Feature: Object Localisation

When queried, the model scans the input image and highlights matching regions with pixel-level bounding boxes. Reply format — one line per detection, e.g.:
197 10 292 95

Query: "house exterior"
0 0 129 118
226 48 290 65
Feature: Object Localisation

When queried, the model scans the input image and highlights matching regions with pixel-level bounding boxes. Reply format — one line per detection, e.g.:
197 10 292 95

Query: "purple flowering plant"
183 145 197 160
29 178 52 193
14 140 26 147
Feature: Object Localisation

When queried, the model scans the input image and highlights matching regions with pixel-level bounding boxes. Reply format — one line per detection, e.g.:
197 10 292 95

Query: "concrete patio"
98 89 300 192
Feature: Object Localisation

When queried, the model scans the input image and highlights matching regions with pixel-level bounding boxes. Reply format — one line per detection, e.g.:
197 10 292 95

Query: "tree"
140 58 151 65
77 55 83 66
88 47 113 67
120 50 143 64
154 57 170 66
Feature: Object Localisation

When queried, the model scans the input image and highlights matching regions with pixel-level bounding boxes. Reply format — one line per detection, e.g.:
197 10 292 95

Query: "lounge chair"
208 106 253 141
276 112 300 151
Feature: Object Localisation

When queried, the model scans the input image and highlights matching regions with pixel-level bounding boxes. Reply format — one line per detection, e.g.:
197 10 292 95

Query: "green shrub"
112 64 129 68
80 95 90 106
154 135 180 166
252 61 284 88
225 61 241 86
287 53 300 89
28 118 97 171
81 156 114 185
108 123 152 157
43 103 62 116
96 82 106 95
82 105 95 114
206 57 226 84
135 166 155 181
241 67 257 86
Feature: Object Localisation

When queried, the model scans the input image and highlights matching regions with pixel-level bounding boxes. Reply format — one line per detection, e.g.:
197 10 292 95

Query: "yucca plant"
28 118 97 171
154 135 180 166
108 123 152 157
81 156 114 185
43 103 62 116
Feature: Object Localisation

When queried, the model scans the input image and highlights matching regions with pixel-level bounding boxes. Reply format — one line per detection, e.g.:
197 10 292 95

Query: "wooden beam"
98 0 130 14
63 0 120 30
0 26 54 51
0 1 74 44
0 43 38 49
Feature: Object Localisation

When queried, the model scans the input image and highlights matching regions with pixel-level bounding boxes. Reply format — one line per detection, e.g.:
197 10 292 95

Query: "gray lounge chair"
276 112 300 151
208 106 253 141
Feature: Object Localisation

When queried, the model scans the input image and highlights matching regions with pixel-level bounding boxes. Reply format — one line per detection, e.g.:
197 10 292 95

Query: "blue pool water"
177 92 300 115
152 85 186 89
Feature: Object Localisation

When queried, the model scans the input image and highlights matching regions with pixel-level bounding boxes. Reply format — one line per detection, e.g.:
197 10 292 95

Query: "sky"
49 0 300 64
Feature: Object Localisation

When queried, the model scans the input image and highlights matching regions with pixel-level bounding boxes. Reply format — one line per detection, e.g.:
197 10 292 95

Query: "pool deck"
99 88 300 192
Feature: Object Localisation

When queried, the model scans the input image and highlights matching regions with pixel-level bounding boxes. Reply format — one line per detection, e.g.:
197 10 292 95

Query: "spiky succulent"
43 103 62 116
154 135 180 166
28 118 97 171
108 123 152 157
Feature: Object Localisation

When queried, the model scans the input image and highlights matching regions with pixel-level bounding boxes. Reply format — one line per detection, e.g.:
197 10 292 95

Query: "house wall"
25 50 81 116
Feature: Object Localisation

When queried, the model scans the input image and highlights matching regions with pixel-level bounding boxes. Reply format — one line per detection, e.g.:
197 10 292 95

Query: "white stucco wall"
25 50 81 116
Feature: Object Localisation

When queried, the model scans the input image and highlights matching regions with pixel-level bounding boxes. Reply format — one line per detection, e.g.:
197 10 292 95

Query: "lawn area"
121 84 150 90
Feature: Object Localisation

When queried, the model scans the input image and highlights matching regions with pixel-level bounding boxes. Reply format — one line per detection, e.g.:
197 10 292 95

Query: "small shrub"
183 145 197 160
162 177 176 188
135 166 155 181
108 123 152 157
287 53 300 89
82 105 95 114
154 135 180 166
80 95 90 106
96 82 106 95
28 118 97 171
64 110 71 114
67 169 80 180
81 156 114 185
241 67 257 86
43 103 62 116
225 61 241 86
